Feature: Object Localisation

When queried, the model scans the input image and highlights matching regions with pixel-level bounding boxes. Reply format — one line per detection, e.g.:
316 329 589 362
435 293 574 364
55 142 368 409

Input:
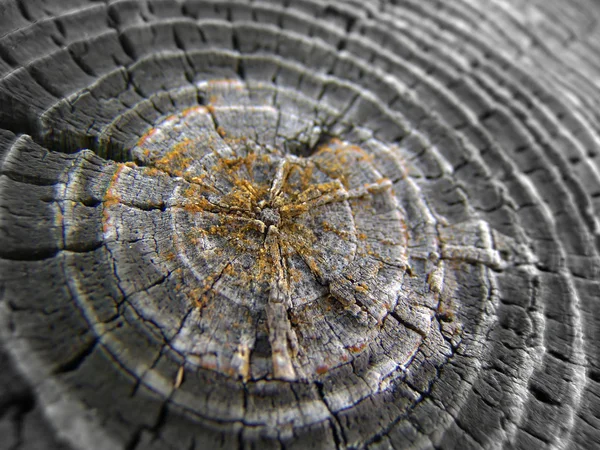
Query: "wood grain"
1 0 600 449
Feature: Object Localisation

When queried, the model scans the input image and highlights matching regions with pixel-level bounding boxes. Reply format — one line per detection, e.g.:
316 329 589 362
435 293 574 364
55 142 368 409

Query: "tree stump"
1 0 600 449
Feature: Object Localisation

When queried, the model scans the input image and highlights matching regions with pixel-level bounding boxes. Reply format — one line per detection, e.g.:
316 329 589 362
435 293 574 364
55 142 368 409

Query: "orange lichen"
126 118 403 379
136 127 159 148
321 221 352 239
154 138 194 177
437 299 456 322
348 342 367 353
316 364 329 375
155 144 364 305
55 206 65 239
142 167 164 177
183 106 205 117
102 165 126 233
289 268 303 283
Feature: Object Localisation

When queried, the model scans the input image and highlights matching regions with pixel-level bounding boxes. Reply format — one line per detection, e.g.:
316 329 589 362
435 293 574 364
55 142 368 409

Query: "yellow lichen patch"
206 103 217 117
102 165 125 233
154 138 194 177
182 105 206 117
347 342 367 353
321 221 352 240
283 162 314 194
354 282 369 293
136 127 159 148
165 143 361 311
279 202 309 217
142 167 165 177
437 298 456 322
104 165 125 208
54 205 64 240
288 268 303 283
351 146 375 163
312 146 346 181
292 181 340 203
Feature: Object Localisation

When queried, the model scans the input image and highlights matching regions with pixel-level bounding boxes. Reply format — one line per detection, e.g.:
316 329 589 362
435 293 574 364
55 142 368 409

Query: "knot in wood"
259 207 281 228
120 103 411 382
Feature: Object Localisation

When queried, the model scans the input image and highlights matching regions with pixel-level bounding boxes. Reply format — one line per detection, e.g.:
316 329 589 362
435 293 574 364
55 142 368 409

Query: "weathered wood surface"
1 0 600 449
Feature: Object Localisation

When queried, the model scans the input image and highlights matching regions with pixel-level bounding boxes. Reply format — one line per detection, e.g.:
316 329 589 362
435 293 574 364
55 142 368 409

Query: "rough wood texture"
1 0 600 449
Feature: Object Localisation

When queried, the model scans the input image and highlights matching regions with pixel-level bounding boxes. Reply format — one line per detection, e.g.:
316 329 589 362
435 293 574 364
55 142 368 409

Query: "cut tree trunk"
1 1 600 449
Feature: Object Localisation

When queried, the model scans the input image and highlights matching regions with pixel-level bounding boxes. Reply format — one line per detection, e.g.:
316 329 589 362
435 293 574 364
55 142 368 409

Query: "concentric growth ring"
0 1 599 449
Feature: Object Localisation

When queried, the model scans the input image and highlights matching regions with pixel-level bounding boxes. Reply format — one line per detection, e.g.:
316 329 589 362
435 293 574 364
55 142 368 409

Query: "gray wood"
2 0 600 449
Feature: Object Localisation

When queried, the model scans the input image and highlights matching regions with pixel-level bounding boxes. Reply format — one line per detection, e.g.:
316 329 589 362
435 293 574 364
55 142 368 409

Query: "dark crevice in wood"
284 132 334 158
52 338 98 375
0 389 34 421
389 311 427 339
528 382 561 407
0 247 60 262
315 381 346 449
588 370 600 384
119 34 138 62
0 42 18 68
124 402 169 450
15 0 32 22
